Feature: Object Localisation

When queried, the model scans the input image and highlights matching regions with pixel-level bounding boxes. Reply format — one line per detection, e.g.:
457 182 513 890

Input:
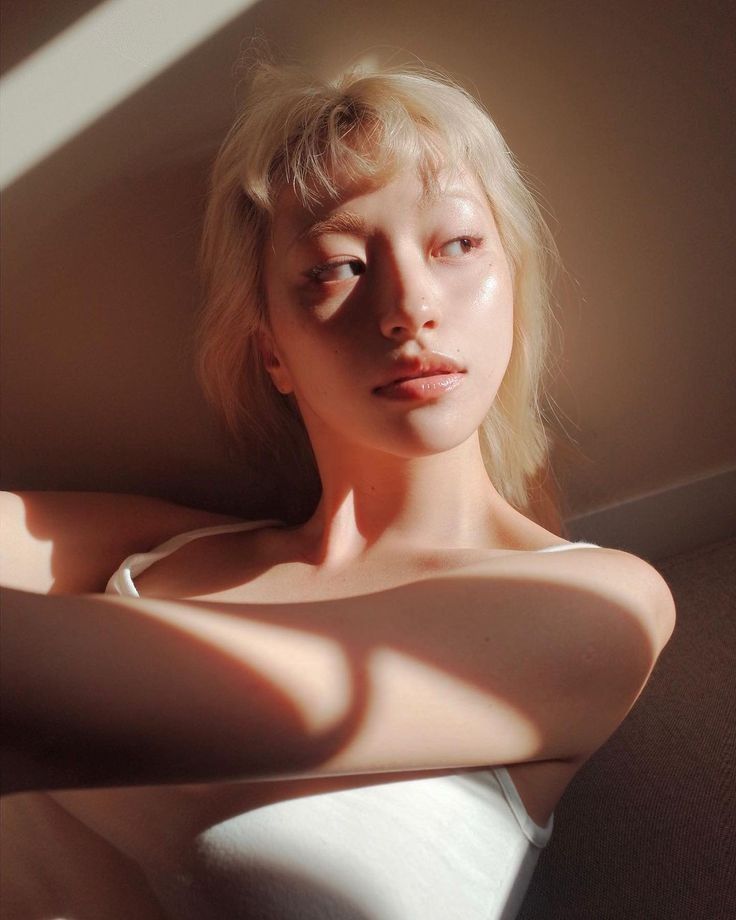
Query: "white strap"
493 766 555 847
106 520 283 597
537 541 600 552
107 526 600 597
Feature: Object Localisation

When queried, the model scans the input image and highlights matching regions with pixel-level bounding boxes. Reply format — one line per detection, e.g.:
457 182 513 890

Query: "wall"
2 0 734 551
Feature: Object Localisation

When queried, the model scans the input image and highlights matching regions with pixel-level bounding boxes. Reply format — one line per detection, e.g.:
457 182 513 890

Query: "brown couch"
518 537 736 920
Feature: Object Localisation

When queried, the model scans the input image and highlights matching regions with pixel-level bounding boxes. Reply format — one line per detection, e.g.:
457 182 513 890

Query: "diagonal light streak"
0 0 258 189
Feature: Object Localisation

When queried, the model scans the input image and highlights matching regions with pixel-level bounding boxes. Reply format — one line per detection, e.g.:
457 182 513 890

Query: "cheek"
469 268 513 330
270 312 352 404
466 270 514 379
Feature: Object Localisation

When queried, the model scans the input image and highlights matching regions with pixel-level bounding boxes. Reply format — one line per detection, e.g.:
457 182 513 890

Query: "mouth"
373 355 466 392
389 368 462 385
373 370 466 400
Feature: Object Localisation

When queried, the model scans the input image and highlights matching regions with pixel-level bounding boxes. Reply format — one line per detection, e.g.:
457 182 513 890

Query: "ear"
257 329 294 395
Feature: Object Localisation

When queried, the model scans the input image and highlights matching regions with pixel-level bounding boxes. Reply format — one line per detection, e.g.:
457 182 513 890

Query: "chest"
46 765 485 866
133 540 512 604
43 767 543 920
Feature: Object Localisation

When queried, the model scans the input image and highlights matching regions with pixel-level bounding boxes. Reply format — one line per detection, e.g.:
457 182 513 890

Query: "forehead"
269 164 491 250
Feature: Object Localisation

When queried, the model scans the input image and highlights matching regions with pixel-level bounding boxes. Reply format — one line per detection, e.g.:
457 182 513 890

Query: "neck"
292 432 520 570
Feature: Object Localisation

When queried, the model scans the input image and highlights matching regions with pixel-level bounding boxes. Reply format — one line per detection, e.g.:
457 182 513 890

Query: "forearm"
1 586 358 795
1 581 517 794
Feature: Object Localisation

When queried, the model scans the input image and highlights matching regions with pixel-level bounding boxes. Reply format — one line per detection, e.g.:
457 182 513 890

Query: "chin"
366 415 483 458
303 399 488 459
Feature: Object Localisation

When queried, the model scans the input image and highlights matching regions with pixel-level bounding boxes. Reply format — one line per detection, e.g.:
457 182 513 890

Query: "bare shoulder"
0 490 242 595
530 544 677 754
438 541 677 761
535 543 676 652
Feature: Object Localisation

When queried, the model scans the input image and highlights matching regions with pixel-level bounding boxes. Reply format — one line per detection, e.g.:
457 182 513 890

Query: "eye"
308 259 365 283
438 236 483 258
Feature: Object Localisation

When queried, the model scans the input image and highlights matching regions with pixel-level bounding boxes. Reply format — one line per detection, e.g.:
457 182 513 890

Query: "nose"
377 249 440 341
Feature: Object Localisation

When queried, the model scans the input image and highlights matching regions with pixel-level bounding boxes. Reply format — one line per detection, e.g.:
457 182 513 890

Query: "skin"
259 163 519 571
0 161 677 917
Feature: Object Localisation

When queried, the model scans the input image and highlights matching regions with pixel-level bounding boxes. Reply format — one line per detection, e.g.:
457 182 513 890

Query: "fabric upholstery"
517 537 736 920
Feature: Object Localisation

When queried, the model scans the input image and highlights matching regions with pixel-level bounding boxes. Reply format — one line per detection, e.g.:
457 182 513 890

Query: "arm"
1 550 675 796
0 490 241 595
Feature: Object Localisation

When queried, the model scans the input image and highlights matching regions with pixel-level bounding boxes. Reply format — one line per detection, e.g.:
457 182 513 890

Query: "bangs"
273 96 454 209
242 68 493 214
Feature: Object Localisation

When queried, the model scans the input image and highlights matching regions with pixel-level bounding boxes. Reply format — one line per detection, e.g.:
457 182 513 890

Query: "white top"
107 522 600 920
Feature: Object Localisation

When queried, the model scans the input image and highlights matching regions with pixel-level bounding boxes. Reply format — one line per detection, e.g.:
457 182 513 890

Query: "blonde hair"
197 57 564 524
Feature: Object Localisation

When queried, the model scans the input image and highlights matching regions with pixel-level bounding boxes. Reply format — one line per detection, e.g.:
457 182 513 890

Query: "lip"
374 372 465 400
373 353 466 392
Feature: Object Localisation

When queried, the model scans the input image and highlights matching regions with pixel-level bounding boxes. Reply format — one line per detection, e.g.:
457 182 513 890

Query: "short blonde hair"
197 58 563 522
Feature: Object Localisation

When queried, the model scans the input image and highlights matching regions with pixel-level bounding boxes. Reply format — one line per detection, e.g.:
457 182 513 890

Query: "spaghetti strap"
492 766 555 847
107 524 601 597
535 540 600 552
106 519 284 597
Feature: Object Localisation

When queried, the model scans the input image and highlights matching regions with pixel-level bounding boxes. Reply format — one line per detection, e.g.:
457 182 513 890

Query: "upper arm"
516 546 676 761
354 547 675 770
0 491 241 595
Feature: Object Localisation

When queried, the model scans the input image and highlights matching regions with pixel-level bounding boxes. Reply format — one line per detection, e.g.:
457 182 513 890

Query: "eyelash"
307 235 485 284
308 259 364 283
439 236 484 258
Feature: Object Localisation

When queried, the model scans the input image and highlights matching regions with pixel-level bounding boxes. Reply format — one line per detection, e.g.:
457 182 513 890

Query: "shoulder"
0 490 243 595
536 543 676 652
468 535 675 650
528 544 676 736
450 542 676 757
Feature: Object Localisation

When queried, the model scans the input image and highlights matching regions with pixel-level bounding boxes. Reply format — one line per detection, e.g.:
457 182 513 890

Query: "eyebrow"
295 211 369 245
289 191 486 250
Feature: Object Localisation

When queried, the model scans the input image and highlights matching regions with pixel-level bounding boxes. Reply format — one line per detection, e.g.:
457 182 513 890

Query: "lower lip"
374 373 465 400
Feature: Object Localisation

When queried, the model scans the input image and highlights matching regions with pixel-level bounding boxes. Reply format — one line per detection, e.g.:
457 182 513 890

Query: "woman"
1 58 675 919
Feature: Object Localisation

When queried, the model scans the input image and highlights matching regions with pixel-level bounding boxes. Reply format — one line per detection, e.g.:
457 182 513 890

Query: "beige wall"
2 0 734 536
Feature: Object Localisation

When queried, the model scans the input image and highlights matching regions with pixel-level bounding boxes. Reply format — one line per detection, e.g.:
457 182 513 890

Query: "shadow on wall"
2 0 734 521
0 0 105 76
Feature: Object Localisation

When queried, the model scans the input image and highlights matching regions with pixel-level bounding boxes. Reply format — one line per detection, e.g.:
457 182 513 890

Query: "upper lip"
374 353 466 390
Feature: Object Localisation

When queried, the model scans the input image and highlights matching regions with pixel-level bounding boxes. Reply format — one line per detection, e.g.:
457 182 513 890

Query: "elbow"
645 566 677 654
612 550 677 658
